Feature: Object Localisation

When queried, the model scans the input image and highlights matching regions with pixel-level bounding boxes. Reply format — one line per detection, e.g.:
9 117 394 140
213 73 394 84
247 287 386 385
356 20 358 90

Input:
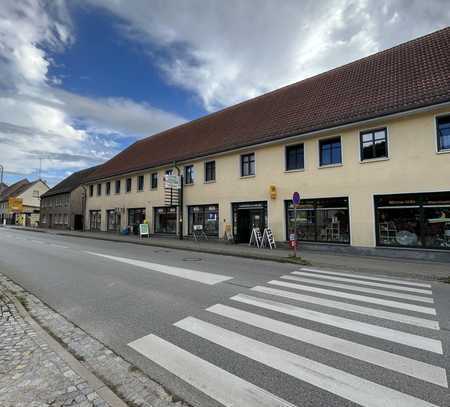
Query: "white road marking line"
251 286 439 330
280 275 433 303
50 244 68 249
209 302 447 387
230 294 442 354
128 334 296 407
175 317 440 407
269 280 436 315
85 251 232 285
291 271 433 294
301 267 431 288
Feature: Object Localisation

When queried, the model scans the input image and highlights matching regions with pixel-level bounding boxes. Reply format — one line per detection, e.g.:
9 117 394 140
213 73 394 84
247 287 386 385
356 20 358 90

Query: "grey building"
40 167 98 230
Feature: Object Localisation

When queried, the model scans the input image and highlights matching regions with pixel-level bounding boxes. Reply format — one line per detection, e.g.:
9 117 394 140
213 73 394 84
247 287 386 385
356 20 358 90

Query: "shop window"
285 197 350 244
151 173 158 189
360 128 388 160
107 209 121 232
241 153 255 177
184 165 194 185
128 208 146 234
188 205 219 236
138 175 144 191
375 192 450 249
126 178 132 192
106 182 111 195
154 207 177 234
437 115 450 151
89 210 101 231
285 144 304 171
319 137 342 166
97 184 102 196
89 185 93 197
115 179 121 194
205 161 216 182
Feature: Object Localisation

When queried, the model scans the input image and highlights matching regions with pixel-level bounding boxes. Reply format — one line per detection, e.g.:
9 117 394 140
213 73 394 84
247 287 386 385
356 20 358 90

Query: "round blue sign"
292 192 300 205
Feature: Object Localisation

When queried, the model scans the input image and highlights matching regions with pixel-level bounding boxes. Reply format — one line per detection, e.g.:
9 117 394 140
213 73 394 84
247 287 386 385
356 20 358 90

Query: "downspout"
81 185 87 232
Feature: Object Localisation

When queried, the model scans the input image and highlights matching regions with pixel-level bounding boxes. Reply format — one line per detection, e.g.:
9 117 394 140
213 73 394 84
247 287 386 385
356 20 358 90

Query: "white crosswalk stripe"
227 294 442 353
300 267 432 288
269 280 436 314
129 267 446 407
128 334 296 407
280 275 434 303
291 271 433 294
208 302 447 386
175 317 440 407
251 285 440 329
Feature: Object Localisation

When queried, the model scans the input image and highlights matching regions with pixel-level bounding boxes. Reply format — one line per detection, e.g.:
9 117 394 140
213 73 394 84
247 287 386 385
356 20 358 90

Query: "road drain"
182 257 202 262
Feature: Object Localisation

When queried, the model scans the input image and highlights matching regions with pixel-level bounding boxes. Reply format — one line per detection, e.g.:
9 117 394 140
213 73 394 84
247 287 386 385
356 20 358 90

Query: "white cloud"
0 0 185 185
85 0 450 111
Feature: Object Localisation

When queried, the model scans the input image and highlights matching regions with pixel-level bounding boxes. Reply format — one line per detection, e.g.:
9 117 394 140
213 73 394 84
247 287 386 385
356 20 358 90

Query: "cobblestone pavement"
0 285 109 407
0 274 188 407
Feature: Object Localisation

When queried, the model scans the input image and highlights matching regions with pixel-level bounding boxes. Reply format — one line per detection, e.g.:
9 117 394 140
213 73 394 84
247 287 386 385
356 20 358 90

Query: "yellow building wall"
85 107 450 248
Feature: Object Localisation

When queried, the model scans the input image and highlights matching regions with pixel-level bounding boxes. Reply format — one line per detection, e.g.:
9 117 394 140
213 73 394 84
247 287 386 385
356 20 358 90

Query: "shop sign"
139 223 150 239
8 197 23 212
292 192 301 206
164 174 181 189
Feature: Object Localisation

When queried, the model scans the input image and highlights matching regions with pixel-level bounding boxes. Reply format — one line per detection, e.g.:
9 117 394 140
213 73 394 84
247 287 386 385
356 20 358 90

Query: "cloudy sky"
1 0 449 186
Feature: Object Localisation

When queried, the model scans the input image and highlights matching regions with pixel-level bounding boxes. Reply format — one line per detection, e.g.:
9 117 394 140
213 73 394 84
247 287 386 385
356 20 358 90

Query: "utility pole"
0 164 3 184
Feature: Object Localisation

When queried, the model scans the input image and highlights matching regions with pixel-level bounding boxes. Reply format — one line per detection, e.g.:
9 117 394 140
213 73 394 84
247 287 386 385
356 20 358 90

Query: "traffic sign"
292 192 300 205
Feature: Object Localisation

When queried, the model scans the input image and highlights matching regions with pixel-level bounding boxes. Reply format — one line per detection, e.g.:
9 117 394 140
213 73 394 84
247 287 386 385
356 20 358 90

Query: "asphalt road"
0 227 449 407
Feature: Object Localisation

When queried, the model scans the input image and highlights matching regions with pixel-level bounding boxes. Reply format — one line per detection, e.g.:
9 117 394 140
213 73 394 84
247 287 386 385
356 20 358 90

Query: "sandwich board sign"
249 227 262 247
139 223 150 239
261 227 276 249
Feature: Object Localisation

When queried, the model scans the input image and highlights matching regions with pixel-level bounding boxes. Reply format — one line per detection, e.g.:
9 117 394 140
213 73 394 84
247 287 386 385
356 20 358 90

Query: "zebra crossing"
128 266 448 407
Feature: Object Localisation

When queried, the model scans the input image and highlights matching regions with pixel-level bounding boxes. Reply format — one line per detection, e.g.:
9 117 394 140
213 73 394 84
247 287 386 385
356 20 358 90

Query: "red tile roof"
88 27 450 182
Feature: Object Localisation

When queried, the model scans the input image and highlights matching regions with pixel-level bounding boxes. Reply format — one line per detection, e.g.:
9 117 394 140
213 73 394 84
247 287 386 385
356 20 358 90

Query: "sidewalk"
0 274 188 407
5 225 450 281
0 283 112 407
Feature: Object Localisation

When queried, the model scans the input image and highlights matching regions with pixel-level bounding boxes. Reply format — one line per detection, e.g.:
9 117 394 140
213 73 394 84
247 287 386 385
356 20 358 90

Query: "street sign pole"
294 205 297 257
292 192 301 257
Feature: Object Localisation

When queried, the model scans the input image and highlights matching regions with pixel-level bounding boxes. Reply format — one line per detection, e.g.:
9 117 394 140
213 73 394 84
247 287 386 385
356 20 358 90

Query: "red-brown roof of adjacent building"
88 27 450 182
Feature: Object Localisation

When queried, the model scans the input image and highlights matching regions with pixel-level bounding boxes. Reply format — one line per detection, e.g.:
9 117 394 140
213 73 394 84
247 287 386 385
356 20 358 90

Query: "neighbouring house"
39 166 98 231
0 179 49 226
84 28 450 259
0 183 8 195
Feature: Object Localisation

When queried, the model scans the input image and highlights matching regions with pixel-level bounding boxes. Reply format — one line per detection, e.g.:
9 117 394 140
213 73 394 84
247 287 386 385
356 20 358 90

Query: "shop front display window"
375 192 450 249
154 207 177 234
188 205 219 236
285 197 350 244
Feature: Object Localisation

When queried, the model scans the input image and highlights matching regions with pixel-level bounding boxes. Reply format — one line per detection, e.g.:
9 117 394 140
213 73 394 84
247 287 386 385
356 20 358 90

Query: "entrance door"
235 207 267 243
236 210 251 243
74 215 83 231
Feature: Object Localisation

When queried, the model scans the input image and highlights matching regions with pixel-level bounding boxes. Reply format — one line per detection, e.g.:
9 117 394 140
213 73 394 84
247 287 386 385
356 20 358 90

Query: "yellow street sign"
8 197 23 212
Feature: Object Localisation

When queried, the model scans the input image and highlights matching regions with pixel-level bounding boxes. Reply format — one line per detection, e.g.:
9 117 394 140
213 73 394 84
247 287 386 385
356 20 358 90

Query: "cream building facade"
85 106 450 251
84 28 450 257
